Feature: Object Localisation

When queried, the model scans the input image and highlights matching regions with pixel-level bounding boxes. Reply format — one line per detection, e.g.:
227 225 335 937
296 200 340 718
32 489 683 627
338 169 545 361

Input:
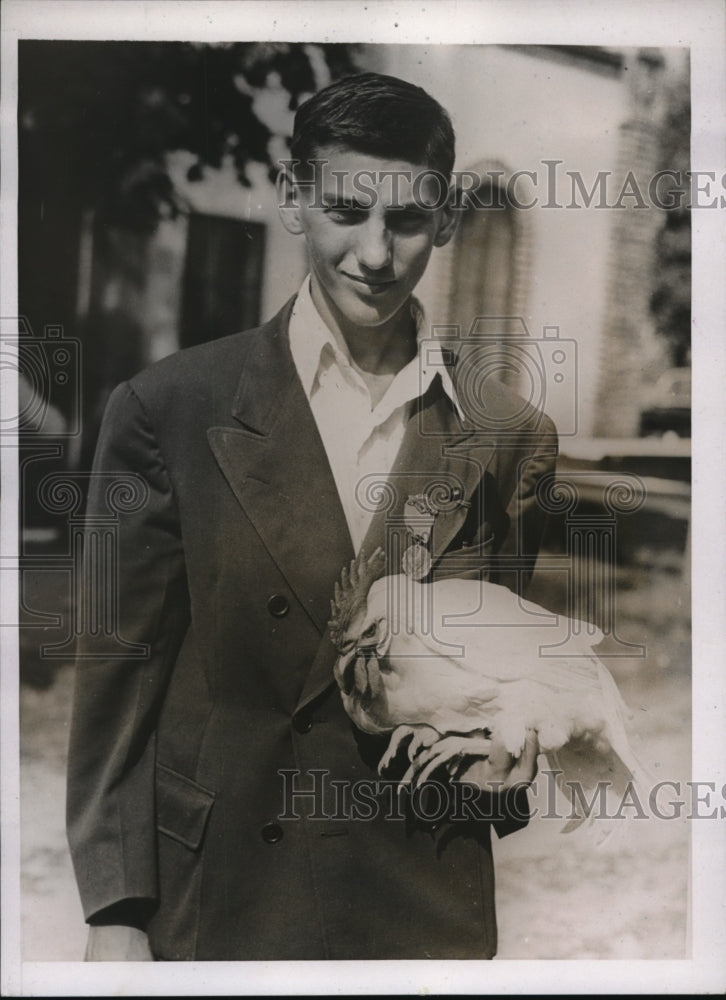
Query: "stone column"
592 48 666 437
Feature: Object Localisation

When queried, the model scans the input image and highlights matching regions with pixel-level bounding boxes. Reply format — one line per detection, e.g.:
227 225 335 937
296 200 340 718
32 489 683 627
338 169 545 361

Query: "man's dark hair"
290 72 456 177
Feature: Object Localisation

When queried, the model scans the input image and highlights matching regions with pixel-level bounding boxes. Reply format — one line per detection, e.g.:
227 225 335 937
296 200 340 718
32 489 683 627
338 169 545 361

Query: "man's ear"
276 167 305 235
433 186 460 248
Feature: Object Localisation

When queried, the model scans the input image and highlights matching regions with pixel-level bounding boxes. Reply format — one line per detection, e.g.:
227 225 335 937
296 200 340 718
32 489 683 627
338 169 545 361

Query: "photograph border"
2 0 724 995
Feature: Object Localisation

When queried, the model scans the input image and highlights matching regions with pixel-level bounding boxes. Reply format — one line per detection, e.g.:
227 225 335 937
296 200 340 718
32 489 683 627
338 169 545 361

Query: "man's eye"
388 210 430 231
326 208 364 224
361 622 378 639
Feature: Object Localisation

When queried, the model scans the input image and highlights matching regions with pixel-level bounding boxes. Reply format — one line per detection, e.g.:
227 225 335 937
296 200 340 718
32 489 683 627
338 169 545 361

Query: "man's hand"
84 925 153 961
459 728 539 792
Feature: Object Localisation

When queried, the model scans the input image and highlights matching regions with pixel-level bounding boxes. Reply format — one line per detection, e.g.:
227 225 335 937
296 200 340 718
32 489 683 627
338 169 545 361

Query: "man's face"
278 146 457 334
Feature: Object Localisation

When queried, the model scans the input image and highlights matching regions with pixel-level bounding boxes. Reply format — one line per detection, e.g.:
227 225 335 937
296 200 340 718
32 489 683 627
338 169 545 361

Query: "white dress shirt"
288 277 462 552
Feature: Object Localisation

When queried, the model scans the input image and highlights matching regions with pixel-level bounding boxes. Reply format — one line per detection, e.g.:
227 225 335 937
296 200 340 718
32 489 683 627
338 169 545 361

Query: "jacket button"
267 594 289 617
261 822 283 844
293 712 313 734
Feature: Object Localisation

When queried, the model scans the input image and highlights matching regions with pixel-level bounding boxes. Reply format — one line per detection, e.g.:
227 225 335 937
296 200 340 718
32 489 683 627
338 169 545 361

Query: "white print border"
2 1 725 998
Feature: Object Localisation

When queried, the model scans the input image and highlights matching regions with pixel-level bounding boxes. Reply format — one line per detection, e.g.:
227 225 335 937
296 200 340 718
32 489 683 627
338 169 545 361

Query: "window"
449 180 518 332
180 214 266 347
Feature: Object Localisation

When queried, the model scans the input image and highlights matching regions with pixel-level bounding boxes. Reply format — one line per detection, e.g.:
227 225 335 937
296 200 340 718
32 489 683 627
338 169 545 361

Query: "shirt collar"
288 276 463 419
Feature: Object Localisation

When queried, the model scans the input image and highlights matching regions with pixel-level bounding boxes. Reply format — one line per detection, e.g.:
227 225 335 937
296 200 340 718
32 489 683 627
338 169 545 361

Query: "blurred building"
72 44 685 448
19 43 689 483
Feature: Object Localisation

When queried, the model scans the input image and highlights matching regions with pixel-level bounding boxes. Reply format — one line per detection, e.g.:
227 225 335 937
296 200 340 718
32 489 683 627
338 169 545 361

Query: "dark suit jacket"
66 297 558 960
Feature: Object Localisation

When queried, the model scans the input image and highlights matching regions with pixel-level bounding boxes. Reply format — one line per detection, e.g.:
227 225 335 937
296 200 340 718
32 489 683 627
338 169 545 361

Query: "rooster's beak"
337 644 381 701
335 650 357 696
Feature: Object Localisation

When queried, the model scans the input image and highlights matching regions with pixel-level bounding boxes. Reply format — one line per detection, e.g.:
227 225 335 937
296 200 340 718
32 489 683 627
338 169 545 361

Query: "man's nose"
356 219 392 270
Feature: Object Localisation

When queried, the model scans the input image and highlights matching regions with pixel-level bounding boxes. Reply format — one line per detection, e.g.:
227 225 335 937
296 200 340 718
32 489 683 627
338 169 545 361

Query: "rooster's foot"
400 732 493 788
378 724 440 775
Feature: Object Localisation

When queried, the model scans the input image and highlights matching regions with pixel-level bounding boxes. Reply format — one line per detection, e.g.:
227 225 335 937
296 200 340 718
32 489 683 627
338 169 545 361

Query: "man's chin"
335 290 410 330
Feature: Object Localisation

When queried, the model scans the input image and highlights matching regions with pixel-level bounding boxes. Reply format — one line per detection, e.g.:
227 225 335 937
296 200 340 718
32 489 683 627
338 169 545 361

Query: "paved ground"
17 549 691 961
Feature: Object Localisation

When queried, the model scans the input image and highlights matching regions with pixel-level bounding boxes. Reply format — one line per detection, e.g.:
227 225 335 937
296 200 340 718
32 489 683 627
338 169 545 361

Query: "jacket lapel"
295 377 497 714
359 379 496 562
207 301 354 637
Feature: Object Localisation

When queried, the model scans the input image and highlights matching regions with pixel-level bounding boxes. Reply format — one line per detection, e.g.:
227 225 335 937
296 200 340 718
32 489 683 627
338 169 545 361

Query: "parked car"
639 367 691 438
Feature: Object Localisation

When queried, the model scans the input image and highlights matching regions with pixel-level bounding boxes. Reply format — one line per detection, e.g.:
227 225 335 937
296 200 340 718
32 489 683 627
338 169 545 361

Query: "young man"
67 73 556 961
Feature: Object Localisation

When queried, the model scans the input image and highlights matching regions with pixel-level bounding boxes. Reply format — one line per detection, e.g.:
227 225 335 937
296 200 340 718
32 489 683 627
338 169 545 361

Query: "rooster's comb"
328 547 386 652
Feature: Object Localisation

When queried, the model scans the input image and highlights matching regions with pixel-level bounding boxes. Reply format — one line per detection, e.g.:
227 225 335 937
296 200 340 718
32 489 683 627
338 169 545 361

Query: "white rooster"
328 548 649 831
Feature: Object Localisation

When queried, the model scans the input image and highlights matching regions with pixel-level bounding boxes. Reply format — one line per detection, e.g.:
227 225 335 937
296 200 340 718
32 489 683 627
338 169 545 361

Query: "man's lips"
342 272 396 290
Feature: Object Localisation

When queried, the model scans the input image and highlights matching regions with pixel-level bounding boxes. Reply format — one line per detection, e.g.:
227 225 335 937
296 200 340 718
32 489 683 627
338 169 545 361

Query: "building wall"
378 44 627 438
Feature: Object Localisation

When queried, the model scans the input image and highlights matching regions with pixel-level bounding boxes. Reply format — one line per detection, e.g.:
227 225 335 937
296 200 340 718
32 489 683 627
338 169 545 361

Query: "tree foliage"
19 41 360 231
649 60 691 367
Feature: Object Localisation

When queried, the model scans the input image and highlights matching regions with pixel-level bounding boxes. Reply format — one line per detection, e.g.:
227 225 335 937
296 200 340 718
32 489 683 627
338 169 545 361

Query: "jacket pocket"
156 763 215 851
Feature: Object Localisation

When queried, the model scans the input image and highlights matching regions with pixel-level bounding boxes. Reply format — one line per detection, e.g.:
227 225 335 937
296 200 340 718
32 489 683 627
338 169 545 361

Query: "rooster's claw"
378 724 440 775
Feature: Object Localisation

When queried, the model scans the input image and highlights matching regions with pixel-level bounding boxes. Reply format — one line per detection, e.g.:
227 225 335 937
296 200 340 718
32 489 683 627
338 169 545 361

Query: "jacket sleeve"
432 412 559 596
66 381 190 928
493 413 559 596
487 414 558 833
